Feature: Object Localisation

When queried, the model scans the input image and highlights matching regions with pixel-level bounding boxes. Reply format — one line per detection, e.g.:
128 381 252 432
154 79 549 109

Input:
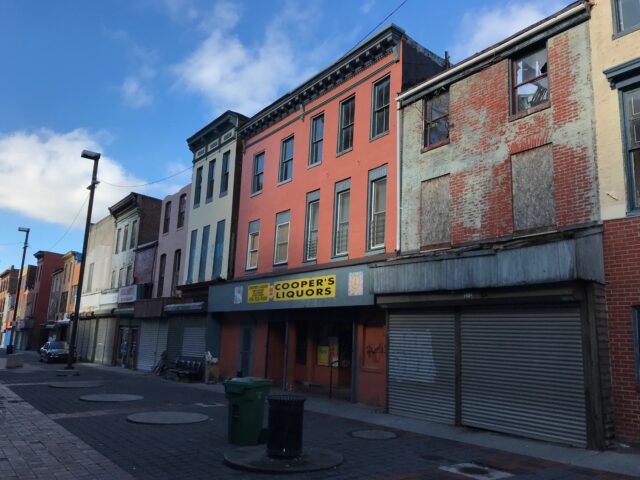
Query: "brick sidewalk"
0 384 133 480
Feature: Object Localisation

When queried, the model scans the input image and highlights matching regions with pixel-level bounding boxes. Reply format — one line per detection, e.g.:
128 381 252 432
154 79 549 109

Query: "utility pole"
66 150 100 369
7 227 30 354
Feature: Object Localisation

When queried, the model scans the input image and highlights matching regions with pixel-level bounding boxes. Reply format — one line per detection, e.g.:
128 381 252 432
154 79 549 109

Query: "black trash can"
267 394 306 458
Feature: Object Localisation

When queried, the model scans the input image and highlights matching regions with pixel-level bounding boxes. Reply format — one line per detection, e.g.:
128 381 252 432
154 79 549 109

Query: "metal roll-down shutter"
461 306 586 447
388 312 455 424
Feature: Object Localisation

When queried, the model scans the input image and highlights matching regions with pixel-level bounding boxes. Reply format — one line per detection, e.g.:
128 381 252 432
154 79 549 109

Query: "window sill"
250 190 262 198
273 263 288 269
307 161 322 170
277 178 292 187
370 130 390 143
303 259 317 265
420 242 451 252
245 267 258 274
508 101 550 122
365 247 385 256
331 254 348 262
421 139 450 154
336 147 353 158
205 197 213 204
612 23 640 40
626 209 640 218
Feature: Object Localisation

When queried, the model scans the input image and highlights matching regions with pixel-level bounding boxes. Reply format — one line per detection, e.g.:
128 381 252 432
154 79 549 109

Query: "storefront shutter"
461 306 586 447
181 325 206 358
388 312 455 424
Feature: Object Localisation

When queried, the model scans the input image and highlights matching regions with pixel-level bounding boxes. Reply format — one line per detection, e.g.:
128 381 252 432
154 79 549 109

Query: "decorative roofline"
186 110 248 152
239 25 407 140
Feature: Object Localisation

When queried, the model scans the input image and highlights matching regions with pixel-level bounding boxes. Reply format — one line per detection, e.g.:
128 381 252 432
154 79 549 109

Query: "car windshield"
49 341 68 349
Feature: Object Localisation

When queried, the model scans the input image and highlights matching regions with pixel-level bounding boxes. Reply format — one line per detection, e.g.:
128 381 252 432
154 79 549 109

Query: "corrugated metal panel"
461 307 586 447
388 312 455 424
94 318 115 366
167 317 182 364
182 325 206 358
137 321 160 371
76 320 90 360
94 319 108 365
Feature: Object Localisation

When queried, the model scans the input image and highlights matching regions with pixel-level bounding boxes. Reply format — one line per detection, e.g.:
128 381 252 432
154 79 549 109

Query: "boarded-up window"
420 175 450 246
512 144 555 231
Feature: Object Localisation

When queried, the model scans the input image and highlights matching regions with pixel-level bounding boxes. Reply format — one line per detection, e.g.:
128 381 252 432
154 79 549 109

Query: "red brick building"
373 2 611 449
209 25 445 405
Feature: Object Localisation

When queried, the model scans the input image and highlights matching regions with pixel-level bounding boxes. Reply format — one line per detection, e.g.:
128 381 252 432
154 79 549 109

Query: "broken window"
424 91 449 148
512 47 549 113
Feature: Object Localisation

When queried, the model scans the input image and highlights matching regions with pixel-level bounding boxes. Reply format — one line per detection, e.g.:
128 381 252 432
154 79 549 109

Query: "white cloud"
172 1 322 116
361 0 375 14
121 77 153 108
0 129 146 226
451 1 567 61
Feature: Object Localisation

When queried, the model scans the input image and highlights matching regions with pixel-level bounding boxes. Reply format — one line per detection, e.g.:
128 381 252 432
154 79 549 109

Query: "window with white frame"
368 166 387 250
371 76 390 138
274 211 290 264
246 220 260 270
193 166 203 207
279 137 294 183
252 152 264 194
220 151 230 196
309 114 324 166
305 193 319 261
338 96 355 153
333 180 350 256
206 159 215 202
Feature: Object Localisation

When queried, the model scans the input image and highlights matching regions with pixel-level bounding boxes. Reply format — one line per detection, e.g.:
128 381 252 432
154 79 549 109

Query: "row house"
30 251 64 349
208 26 444 404
132 183 191 371
372 2 608 449
0 266 19 348
42 251 81 343
166 112 247 364
589 0 640 444
12 265 37 349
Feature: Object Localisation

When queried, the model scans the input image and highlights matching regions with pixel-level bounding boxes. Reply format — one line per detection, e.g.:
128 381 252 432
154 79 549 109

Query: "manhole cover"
350 429 397 440
440 463 513 480
194 402 224 408
127 411 209 425
80 394 144 403
48 381 103 389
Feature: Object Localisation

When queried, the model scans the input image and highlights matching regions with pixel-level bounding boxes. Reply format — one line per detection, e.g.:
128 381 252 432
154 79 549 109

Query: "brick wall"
603 216 640 443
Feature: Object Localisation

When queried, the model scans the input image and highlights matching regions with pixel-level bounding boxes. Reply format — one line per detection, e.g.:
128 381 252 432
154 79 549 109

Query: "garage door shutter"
461 307 586 447
137 320 169 371
182 325 206 358
388 312 455 423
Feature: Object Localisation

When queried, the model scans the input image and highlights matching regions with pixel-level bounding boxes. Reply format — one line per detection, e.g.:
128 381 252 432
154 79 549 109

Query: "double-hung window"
338 96 355 153
512 47 549 114
130 220 137 248
171 249 181 295
115 228 122 254
613 0 640 35
177 195 186 228
198 225 210 283
246 220 260 270
305 191 320 262
220 151 230 196
157 254 166 297
279 137 294 183
123 225 129 252
206 159 215 202
163 201 171 234
371 76 390 138
309 114 324 166
252 152 264 194
193 166 203 208
424 91 449 148
624 87 640 208
368 165 387 250
333 179 350 256
274 211 290 265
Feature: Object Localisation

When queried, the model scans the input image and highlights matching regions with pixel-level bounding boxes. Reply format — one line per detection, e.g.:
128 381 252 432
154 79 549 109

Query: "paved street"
1 355 638 480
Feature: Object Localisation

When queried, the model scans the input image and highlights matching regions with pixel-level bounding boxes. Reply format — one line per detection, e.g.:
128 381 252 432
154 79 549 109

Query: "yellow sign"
317 346 329 366
247 283 270 303
273 275 336 301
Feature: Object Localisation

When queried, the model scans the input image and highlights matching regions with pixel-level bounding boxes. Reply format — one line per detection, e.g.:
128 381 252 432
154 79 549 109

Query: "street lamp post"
65 149 100 369
7 227 30 354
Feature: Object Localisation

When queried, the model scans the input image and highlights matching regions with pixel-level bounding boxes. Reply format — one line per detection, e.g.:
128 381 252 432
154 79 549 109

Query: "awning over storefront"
79 307 115 319
164 302 206 315
113 307 134 318
209 263 374 312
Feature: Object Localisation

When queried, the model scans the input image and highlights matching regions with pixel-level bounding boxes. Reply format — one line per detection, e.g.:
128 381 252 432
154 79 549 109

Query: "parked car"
39 341 74 363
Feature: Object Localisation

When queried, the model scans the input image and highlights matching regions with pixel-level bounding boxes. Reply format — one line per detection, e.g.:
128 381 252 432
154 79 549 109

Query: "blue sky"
0 0 569 269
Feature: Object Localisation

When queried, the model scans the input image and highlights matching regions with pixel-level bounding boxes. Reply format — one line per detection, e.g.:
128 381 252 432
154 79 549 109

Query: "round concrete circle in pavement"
224 446 343 473
126 412 209 425
80 394 143 403
350 429 397 440
48 381 103 389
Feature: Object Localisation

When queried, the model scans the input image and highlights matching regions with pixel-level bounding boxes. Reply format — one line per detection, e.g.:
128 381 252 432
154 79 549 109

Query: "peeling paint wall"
401 22 598 253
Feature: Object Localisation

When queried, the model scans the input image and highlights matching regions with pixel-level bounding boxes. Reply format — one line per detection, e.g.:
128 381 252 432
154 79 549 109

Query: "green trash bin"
224 377 272 446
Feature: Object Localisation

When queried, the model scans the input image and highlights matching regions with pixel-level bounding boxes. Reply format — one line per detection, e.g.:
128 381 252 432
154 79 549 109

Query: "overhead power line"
50 194 90 250
99 166 192 188
353 0 410 51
